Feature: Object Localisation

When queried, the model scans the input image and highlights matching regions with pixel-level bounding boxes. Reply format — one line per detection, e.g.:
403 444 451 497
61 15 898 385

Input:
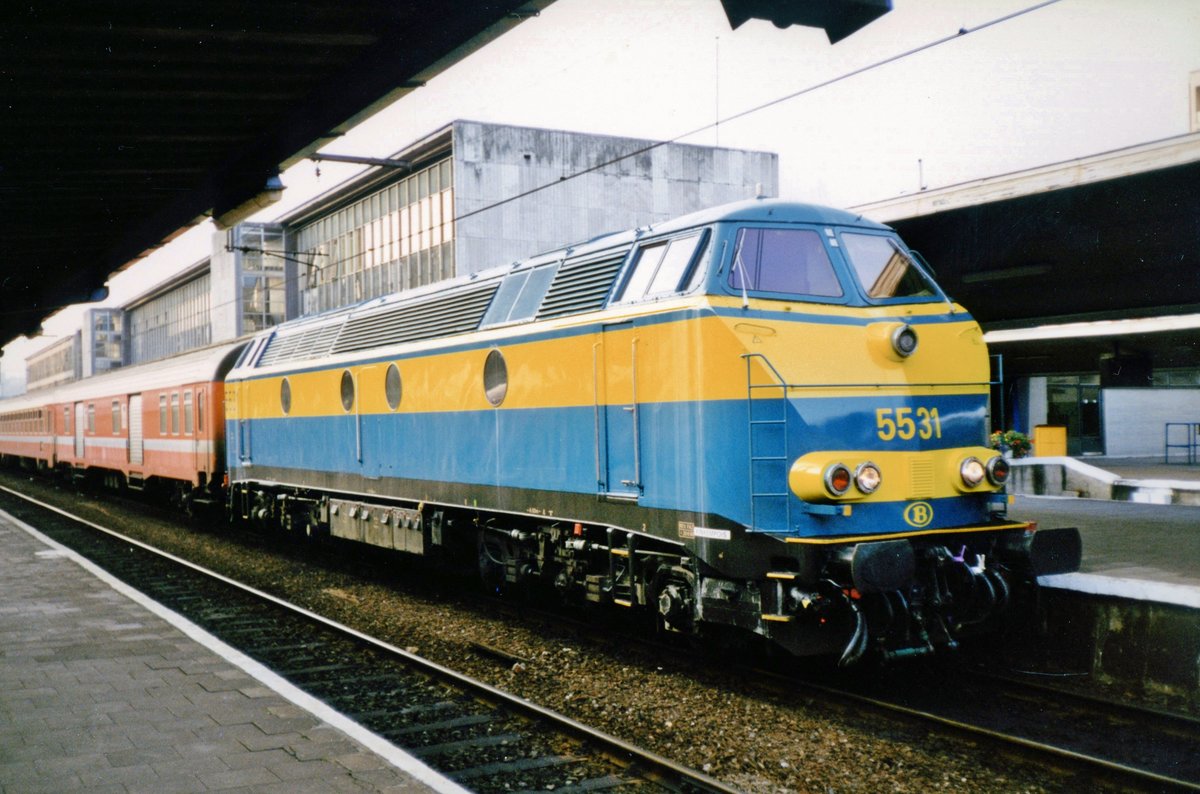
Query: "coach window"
170 393 180 435
483 349 508 407
729 228 843 298
184 391 194 434
64 406 71 433
159 396 167 433
197 390 205 432
340 370 355 412
385 364 402 410
87 404 95 433
112 401 121 435
280 378 292 415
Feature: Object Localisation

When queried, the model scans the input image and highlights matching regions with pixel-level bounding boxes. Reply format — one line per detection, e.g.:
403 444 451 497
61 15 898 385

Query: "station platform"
0 509 464 794
1012 456 1200 609
1010 454 1200 505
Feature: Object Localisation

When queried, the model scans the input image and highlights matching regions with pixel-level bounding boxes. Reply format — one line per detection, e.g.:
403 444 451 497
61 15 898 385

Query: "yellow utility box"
1033 425 1067 457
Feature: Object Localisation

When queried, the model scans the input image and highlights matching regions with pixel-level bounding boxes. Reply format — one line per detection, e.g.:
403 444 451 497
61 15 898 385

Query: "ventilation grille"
536 248 629 320
331 281 500 355
258 323 343 367
909 459 935 498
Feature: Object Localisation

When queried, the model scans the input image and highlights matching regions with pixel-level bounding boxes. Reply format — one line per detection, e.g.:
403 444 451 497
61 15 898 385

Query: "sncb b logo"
903 501 934 528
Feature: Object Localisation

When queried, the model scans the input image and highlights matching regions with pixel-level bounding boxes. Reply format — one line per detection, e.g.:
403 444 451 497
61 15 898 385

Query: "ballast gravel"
3 473 1074 794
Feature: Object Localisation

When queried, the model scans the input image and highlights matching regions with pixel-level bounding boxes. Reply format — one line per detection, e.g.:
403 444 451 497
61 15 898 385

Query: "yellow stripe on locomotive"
229 297 989 422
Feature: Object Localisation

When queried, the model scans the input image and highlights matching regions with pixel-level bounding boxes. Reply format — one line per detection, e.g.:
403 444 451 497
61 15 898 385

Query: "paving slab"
0 509 466 794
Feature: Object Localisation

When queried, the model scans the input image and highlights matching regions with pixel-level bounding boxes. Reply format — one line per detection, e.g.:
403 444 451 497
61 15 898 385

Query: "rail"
0 486 741 794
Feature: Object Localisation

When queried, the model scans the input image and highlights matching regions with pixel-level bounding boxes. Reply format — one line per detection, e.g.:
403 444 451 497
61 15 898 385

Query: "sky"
3 0 1198 393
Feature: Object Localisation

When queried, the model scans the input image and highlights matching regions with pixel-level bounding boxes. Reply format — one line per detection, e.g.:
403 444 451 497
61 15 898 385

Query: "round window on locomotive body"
340 370 355 412
385 363 402 411
280 378 292 415
483 349 508 407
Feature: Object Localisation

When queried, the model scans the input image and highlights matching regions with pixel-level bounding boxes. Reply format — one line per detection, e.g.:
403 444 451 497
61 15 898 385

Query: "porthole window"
385 363 402 410
280 378 292 415
340 370 355 412
483 349 508 407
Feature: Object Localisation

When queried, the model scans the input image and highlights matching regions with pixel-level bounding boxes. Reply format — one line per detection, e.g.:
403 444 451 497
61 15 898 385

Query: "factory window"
129 272 211 365
170 393 180 435
385 364 402 410
112 401 121 435
483 349 508 407
183 391 194 434
280 378 292 415
340 370 355 412
294 157 455 315
86 404 95 433
730 228 843 298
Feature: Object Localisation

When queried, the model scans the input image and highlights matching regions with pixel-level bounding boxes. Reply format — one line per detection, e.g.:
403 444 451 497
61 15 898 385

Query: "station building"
23 120 777 381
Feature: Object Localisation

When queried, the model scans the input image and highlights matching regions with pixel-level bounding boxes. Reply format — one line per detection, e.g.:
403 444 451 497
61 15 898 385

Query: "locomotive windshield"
729 228 843 298
840 233 939 300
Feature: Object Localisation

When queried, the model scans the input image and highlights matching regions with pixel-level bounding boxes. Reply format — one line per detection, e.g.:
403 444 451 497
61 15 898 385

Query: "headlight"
854 462 882 494
824 463 852 496
986 456 1010 485
960 456 986 488
891 324 919 358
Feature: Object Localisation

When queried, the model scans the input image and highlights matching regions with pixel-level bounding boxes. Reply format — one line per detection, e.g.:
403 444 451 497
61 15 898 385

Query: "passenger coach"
0 342 243 508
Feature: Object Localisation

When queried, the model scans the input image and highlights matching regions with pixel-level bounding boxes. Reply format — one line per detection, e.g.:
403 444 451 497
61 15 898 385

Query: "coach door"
73 403 85 458
129 394 144 465
597 323 641 499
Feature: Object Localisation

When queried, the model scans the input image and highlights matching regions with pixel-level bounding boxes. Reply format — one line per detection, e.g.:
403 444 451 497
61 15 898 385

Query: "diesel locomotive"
220 199 1081 664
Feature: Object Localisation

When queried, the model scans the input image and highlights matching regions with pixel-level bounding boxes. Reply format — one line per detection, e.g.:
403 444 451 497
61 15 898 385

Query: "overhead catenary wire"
4 1 1062 336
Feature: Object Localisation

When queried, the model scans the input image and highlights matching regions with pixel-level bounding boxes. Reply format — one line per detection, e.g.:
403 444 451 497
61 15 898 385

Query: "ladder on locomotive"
743 353 792 533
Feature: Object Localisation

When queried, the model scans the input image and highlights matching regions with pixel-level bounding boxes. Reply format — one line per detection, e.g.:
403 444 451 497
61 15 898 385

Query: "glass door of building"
1046 375 1102 455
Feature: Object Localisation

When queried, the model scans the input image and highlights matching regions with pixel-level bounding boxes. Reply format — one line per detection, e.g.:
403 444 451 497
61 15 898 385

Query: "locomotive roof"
638 198 891 238
0 340 246 413
237 199 896 373
273 197 890 327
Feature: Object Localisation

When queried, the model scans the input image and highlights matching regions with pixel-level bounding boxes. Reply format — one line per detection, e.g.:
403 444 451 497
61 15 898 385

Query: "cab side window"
617 231 706 303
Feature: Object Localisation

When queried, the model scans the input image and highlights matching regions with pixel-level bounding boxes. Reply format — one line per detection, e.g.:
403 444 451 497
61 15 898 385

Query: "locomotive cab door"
597 322 641 499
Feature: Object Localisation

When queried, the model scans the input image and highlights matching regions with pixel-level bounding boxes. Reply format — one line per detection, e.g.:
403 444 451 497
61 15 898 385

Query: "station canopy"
0 1 890 349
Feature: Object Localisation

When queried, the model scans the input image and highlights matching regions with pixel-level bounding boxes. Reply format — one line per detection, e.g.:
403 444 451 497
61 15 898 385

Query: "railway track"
474 576 1200 791
0 485 737 794
7 478 1200 792
408 570 1200 792
801 663 1200 793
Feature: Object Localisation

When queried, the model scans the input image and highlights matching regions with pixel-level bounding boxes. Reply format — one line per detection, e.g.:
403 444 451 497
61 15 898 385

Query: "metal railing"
1164 422 1200 464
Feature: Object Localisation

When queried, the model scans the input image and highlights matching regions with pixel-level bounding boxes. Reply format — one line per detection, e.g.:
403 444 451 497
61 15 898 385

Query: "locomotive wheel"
652 567 696 633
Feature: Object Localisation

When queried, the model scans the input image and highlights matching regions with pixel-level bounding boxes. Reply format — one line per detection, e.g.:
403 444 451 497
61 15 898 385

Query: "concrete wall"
209 229 240 344
1104 388 1200 458
451 120 778 275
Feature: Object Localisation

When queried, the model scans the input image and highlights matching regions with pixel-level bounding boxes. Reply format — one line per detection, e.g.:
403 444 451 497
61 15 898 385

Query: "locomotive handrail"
739 352 1000 391
743 353 792 533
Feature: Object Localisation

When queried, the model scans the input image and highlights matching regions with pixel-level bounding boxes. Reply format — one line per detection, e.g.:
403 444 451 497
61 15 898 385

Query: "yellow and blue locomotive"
225 199 1079 663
